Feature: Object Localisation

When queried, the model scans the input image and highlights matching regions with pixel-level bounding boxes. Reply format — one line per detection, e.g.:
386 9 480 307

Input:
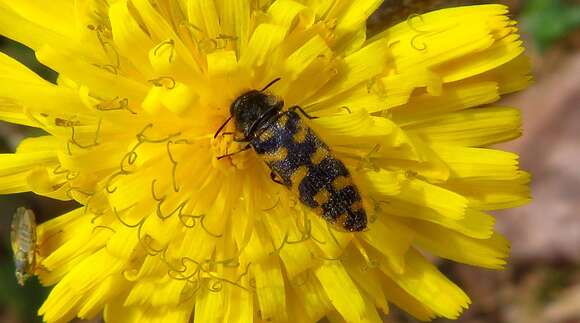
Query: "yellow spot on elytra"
263 146 288 163
293 126 307 143
313 188 331 206
290 166 309 190
310 147 328 165
335 213 349 230
313 206 324 215
352 238 373 267
258 128 275 141
332 176 352 191
350 200 363 212
277 114 289 128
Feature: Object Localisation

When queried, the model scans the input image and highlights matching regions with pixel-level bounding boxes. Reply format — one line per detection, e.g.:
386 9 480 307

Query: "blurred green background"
1 0 579 322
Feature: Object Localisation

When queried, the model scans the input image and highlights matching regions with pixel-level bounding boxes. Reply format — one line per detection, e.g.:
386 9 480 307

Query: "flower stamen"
148 76 176 89
153 39 176 63
95 97 135 114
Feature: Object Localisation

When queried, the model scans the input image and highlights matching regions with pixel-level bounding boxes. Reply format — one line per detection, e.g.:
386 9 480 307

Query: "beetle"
215 79 367 232
10 207 38 286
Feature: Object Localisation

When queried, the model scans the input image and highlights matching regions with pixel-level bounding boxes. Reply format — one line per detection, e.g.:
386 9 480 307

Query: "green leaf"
521 0 580 52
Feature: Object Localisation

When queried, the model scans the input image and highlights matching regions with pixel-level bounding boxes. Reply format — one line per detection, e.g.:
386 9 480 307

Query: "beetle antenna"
213 116 232 139
260 77 281 92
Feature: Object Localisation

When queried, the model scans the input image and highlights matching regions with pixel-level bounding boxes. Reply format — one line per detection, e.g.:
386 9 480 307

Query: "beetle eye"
265 94 279 107
231 99 242 114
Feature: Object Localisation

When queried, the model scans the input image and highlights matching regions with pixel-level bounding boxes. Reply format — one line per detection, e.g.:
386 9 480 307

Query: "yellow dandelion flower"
0 1 531 322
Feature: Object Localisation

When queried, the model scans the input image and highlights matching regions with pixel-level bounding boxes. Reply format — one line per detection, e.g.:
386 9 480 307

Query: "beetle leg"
216 144 251 160
220 132 247 142
270 171 284 185
213 116 233 138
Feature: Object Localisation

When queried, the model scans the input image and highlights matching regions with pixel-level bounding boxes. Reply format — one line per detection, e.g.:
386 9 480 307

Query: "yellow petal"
223 284 253 323
16 135 60 152
194 288 225 323
109 0 156 77
342 244 389 314
103 296 140 323
206 50 238 77
395 177 468 220
404 106 521 147
131 0 201 75
378 199 492 238
312 110 411 151
309 37 390 104
254 256 288 322
106 225 140 261
239 24 286 71
268 0 314 32
36 45 148 104
187 0 222 40
444 171 531 210
0 50 46 81
358 169 401 198
283 34 331 82
305 84 387 115
0 2 72 50
304 0 334 19
78 275 129 319
0 1 76 39
432 145 521 180
381 249 470 319
315 260 367 322
0 152 57 176
379 273 436 321
217 0 251 56
374 4 525 110
263 210 314 279
361 217 414 274
57 143 124 173
334 0 383 39
26 167 70 201
391 80 501 123
39 249 125 323
409 219 510 269
159 82 198 115
0 171 29 193
0 53 88 122
289 271 333 322
358 289 387 323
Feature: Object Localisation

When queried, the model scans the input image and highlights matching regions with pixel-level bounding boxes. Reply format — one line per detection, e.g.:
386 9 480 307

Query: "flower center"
211 133 252 171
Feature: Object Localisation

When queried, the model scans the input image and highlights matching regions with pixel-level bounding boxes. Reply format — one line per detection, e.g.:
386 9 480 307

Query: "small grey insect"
10 207 37 286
